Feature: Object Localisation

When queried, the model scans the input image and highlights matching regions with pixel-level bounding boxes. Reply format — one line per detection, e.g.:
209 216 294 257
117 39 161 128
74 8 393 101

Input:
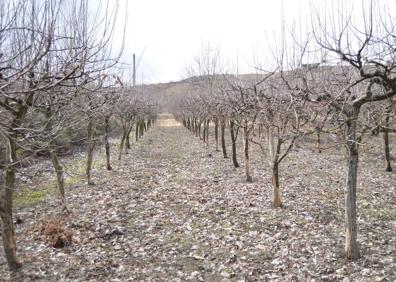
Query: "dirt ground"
0 114 395 281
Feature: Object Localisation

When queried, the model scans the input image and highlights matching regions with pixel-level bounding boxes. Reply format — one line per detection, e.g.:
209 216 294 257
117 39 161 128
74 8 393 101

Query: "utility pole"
133 53 136 86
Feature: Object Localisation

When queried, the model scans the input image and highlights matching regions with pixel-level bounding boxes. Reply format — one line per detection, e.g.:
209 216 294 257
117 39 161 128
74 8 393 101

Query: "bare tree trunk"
198 122 202 140
125 126 133 155
195 119 199 137
86 119 95 185
316 127 322 153
271 162 282 207
135 123 139 141
243 124 253 182
267 127 284 208
139 121 144 138
344 111 360 259
203 120 207 143
125 134 129 155
384 130 392 172
214 119 219 151
118 131 126 161
206 120 210 147
230 120 239 168
258 124 262 138
125 128 131 150
49 151 68 212
0 137 22 271
104 116 112 170
0 90 33 271
44 109 68 211
221 121 227 158
383 113 392 172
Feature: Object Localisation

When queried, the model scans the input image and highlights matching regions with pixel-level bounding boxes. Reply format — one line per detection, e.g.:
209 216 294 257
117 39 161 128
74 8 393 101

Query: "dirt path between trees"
1 114 395 281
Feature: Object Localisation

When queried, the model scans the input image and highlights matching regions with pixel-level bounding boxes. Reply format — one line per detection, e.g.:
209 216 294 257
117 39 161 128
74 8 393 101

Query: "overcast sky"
111 0 395 84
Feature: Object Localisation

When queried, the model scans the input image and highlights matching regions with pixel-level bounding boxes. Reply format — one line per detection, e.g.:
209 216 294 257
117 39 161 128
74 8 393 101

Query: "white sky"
110 0 395 84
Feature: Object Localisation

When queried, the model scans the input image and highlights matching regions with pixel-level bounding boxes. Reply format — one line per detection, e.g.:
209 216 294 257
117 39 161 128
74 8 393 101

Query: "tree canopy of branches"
0 0 127 271
172 0 395 261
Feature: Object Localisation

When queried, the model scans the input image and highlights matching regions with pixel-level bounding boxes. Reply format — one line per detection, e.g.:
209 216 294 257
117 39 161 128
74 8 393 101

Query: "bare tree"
0 0 125 271
303 0 396 259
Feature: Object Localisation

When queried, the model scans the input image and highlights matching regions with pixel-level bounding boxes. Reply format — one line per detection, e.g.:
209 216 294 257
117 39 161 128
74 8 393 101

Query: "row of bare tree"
0 0 159 272
172 1 395 260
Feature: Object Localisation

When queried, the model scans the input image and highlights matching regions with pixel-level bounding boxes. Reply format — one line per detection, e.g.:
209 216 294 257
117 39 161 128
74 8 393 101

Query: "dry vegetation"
1 115 394 281
1 0 396 280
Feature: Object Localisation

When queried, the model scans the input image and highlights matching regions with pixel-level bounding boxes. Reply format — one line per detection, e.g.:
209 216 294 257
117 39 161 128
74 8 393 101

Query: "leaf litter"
0 115 395 281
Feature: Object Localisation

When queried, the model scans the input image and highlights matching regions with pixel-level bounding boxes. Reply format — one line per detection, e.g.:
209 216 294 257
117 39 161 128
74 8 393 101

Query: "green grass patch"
171 173 186 184
169 230 195 247
71 155 107 173
14 182 55 208
173 153 184 160
92 158 107 169
361 205 396 221
65 175 83 187
14 173 84 209
374 207 396 221
72 161 86 174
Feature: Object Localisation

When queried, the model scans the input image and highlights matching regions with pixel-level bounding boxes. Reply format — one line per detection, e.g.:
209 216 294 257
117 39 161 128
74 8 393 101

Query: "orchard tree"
116 88 141 160
98 74 124 170
360 98 395 171
0 0 125 271
301 0 396 259
252 73 312 207
0 1 58 270
222 75 261 182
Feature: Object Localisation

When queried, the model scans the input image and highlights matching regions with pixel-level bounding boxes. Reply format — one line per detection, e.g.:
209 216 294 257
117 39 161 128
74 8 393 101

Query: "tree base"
272 202 283 208
9 261 22 272
345 248 360 260
62 206 71 215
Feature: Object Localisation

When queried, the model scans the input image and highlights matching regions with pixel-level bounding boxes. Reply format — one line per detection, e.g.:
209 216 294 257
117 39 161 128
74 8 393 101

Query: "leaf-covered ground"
1 114 395 281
